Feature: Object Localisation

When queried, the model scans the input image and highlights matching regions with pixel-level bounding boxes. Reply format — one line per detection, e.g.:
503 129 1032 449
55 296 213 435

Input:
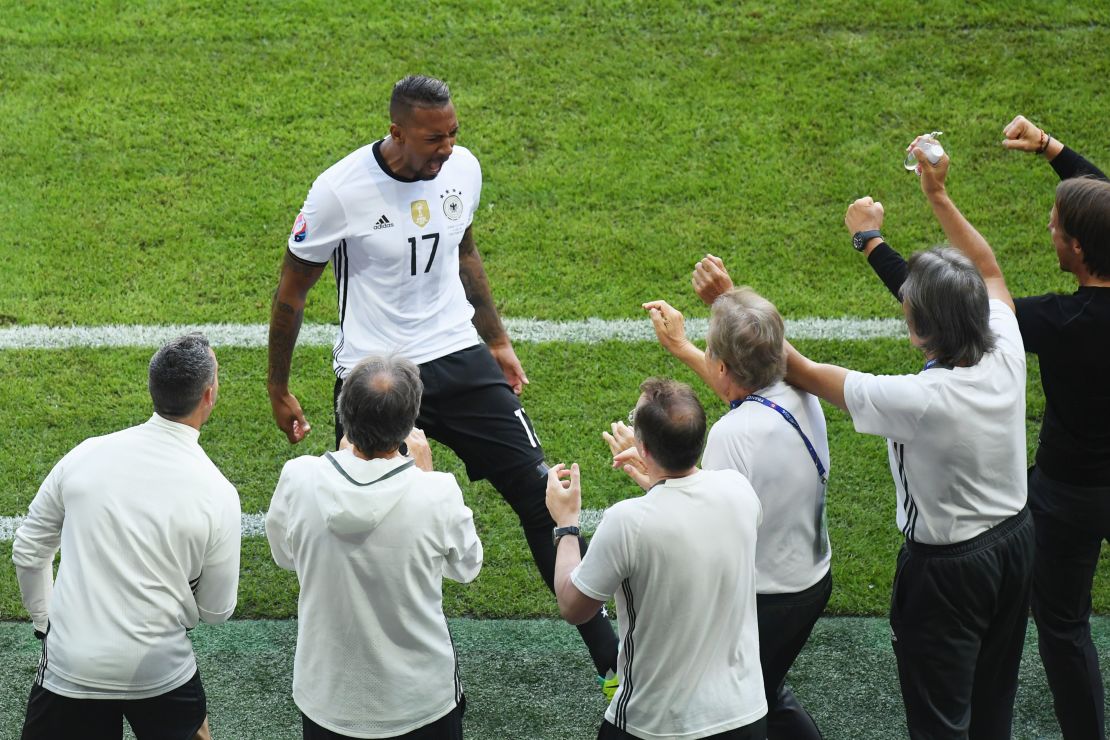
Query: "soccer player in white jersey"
266 75 618 684
788 176 1033 736
13 333 241 740
548 378 767 740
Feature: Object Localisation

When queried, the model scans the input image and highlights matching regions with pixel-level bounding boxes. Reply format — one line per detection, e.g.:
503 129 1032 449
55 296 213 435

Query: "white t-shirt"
844 300 1027 545
702 381 831 594
266 450 482 738
11 414 241 699
288 138 483 374
572 469 767 739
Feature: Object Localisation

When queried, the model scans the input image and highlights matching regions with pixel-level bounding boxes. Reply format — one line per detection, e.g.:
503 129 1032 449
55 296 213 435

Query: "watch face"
853 233 865 251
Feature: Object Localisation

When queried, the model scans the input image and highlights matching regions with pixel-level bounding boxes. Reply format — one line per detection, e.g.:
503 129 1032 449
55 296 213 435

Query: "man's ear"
389 121 403 144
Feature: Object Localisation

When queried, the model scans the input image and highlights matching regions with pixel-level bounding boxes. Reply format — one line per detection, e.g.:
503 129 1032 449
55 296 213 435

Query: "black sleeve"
1050 146 1109 182
1013 294 1058 355
865 242 909 302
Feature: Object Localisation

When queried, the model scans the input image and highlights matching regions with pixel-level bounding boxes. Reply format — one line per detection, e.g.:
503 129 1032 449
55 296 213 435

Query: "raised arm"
641 299 728 402
783 340 849 413
545 463 606 625
458 227 528 394
847 197 908 302
267 250 326 443
1002 115 1108 182
910 142 1014 311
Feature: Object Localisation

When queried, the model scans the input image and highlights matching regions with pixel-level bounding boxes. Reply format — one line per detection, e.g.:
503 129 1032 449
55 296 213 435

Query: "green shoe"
597 670 619 702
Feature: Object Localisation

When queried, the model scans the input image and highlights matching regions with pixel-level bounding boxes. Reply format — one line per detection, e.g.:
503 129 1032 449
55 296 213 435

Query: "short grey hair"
338 355 423 455
901 247 996 367
706 287 786 392
148 332 216 419
390 75 452 123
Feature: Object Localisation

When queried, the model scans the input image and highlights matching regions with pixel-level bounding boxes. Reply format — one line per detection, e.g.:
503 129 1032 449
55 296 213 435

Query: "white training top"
844 300 1027 545
702 380 832 594
266 449 482 739
11 414 241 699
572 469 767 739
288 138 483 375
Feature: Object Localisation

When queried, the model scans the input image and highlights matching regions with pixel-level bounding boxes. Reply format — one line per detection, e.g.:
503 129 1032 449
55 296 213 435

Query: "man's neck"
649 466 699 487
377 137 414 180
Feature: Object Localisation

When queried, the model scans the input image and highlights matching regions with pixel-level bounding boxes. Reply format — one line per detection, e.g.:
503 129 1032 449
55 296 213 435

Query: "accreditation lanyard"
731 394 830 558
731 395 827 485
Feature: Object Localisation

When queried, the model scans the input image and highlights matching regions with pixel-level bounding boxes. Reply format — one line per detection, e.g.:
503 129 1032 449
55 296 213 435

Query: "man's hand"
910 138 949 197
612 448 651 490
692 254 734 306
642 300 691 356
602 420 636 458
269 389 311 444
545 463 582 528
844 197 885 236
488 341 528 395
405 427 433 471
1001 115 1045 152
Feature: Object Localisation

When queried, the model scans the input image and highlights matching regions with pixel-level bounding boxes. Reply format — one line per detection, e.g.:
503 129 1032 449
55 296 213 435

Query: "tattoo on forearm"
268 296 304 386
459 249 506 344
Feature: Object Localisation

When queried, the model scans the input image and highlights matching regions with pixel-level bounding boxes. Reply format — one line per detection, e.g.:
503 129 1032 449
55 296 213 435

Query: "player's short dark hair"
390 75 452 124
148 332 216 419
338 355 423 455
707 287 786 392
1056 176 1110 278
900 247 996 368
633 377 706 474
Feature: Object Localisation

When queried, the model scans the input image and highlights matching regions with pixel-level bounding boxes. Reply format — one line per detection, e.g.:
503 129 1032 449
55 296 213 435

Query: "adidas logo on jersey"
372 214 394 230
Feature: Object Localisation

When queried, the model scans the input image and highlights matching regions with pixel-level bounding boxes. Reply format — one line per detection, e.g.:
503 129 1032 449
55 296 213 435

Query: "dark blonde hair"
706 287 786 392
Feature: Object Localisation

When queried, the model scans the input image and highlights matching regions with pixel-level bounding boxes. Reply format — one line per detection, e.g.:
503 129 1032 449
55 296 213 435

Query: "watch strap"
552 525 581 545
853 229 883 252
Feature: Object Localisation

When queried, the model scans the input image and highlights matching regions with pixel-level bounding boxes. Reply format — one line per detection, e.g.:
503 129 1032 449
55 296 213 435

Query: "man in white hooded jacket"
266 354 482 739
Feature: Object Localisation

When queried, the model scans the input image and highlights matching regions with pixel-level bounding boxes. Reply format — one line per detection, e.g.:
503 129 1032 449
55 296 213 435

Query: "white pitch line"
0 510 608 543
0 317 905 350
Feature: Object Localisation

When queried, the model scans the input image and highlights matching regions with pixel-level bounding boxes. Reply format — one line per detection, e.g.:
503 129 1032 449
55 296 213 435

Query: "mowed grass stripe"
0 318 907 349
0 509 608 543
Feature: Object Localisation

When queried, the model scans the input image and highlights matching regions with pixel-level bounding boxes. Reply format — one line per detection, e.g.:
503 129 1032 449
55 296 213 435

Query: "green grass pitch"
2 1 1110 736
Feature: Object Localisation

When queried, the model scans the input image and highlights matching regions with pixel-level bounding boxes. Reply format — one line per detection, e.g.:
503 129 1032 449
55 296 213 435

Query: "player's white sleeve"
266 465 297 572
988 299 1026 362
288 177 347 263
194 482 241 624
844 371 932 445
12 463 66 632
443 481 482 584
571 507 630 602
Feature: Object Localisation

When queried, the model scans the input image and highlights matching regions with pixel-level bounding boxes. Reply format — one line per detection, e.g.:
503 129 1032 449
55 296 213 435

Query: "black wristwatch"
552 525 581 546
852 229 883 252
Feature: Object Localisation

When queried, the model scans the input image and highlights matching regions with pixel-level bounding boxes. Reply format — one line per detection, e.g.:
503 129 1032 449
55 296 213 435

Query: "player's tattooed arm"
458 227 529 394
268 250 326 442
457 227 508 345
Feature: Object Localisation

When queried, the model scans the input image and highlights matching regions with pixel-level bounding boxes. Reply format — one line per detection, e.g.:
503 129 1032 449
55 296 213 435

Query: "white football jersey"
289 138 482 374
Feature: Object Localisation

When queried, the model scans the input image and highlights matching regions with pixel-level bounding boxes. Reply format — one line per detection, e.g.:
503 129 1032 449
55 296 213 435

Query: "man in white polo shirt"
548 378 767 740
266 74 618 686
13 332 241 740
787 162 1032 736
630 282 831 740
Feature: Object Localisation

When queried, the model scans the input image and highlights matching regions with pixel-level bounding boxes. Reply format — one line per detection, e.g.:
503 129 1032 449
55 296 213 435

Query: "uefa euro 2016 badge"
410 200 431 228
292 212 307 243
440 188 463 220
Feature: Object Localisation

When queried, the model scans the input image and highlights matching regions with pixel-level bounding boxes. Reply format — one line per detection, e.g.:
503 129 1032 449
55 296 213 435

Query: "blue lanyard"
923 359 953 371
731 395 827 484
